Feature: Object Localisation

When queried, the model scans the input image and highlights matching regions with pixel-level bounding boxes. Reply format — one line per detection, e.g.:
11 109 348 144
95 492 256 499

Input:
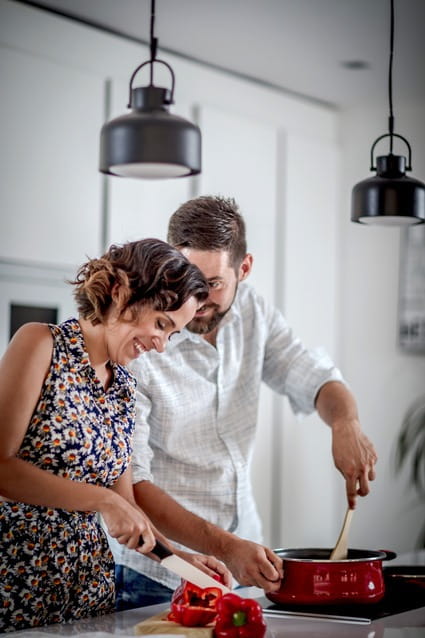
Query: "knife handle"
138 536 173 560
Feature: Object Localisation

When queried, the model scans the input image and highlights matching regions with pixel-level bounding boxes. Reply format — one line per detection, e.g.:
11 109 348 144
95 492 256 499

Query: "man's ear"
238 253 253 281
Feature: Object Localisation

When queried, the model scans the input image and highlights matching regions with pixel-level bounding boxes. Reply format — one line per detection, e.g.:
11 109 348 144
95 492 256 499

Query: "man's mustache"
197 303 220 312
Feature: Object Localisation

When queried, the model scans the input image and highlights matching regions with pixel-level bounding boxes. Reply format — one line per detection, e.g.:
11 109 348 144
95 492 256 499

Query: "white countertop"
11 552 425 638
11 591 425 638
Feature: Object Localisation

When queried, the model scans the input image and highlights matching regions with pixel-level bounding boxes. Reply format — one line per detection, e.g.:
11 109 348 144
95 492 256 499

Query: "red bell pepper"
167 579 222 627
213 592 267 638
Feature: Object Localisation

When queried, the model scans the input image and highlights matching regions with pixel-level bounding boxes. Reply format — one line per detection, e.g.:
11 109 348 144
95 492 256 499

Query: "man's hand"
219 537 283 593
331 418 378 509
315 381 378 509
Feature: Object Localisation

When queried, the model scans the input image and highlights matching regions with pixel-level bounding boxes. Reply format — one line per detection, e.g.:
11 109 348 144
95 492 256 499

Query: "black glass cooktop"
260 567 425 625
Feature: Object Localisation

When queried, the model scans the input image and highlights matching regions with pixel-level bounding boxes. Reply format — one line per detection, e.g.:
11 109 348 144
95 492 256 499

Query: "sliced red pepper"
167 580 223 627
213 592 267 638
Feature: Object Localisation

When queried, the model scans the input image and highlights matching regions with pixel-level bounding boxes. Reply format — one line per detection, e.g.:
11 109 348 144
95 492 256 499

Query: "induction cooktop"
260 567 425 625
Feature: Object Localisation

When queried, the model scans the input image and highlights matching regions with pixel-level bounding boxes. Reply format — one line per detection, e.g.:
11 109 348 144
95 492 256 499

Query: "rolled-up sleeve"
261 301 345 416
284 346 344 415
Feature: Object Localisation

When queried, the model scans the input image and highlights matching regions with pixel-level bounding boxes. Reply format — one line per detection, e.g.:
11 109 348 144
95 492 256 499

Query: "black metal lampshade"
99 0 201 180
351 0 425 226
352 154 425 226
99 86 201 179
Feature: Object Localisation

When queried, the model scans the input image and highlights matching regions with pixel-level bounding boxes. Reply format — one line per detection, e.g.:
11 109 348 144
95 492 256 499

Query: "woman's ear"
111 283 121 303
238 253 253 281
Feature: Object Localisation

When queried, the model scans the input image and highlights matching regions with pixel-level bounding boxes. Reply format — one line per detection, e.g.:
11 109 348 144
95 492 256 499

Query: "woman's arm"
110 467 156 552
0 323 52 463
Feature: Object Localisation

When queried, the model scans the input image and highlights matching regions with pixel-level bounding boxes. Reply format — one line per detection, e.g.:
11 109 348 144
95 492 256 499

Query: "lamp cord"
127 0 176 105
369 0 412 171
388 0 394 152
149 0 158 85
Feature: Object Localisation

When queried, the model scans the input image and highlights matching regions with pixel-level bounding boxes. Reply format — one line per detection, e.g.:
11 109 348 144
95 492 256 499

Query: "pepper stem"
232 610 247 626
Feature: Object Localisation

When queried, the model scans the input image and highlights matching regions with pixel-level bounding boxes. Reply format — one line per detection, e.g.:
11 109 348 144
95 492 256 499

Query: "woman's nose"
153 335 167 353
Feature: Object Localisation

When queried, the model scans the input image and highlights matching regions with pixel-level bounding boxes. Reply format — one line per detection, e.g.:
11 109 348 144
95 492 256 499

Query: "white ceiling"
29 0 425 109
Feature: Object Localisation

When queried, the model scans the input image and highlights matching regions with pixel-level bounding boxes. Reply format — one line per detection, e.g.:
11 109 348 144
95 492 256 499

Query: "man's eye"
209 281 222 289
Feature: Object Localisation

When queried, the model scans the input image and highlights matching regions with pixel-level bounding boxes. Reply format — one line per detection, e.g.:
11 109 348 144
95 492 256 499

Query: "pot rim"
273 547 389 563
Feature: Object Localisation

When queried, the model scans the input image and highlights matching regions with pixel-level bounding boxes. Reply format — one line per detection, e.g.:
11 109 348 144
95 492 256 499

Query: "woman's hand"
176 550 233 589
100 491 156 553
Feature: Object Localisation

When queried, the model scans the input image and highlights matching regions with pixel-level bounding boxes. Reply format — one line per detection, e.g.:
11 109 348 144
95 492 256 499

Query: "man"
112 195 377 610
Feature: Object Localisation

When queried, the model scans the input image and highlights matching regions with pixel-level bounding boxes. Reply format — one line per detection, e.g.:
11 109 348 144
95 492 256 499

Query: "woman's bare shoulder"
4 322 54 365
11 321 53 345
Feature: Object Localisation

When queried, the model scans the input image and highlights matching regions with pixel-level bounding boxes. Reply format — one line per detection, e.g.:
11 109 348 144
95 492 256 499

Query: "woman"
0 239 225 631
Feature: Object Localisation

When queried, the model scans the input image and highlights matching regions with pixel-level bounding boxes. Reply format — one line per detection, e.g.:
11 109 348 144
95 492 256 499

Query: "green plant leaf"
395 395 425 546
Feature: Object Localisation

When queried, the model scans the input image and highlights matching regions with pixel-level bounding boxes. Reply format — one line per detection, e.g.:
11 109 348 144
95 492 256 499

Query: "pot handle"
379 549 397 561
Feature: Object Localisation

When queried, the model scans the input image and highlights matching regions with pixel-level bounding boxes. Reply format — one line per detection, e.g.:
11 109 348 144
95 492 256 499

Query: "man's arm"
133 480 283 592
315 381 378 508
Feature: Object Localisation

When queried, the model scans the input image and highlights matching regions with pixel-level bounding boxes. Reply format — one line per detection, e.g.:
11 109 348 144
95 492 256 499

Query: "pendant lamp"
351 0 425 225
99 0 201 179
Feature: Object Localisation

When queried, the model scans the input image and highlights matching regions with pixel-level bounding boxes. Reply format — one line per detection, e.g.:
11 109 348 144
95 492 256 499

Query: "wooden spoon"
329 507 354 560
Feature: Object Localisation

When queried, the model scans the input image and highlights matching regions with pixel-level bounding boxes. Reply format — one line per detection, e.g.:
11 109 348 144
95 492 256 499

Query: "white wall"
339 101 425 553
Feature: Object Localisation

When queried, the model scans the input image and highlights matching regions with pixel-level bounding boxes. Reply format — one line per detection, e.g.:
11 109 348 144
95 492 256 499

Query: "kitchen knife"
141 537 231 594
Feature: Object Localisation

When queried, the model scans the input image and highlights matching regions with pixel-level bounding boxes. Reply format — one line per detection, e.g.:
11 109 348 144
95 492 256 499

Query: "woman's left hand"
176 550 233 588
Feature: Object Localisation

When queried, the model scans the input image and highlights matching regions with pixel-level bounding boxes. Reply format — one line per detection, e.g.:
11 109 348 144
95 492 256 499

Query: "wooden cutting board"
134 610 214 636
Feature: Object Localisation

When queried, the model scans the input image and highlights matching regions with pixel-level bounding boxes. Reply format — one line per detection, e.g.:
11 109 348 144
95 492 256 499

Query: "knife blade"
142 537 231 594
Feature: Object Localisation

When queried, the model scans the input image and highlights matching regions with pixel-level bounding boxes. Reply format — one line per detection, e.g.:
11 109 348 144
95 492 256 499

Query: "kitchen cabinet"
277 132 341 547
0 46 104 267
197 104 277 303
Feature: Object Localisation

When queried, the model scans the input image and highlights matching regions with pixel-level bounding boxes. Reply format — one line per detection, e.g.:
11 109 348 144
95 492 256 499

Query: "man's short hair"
167 195 247 270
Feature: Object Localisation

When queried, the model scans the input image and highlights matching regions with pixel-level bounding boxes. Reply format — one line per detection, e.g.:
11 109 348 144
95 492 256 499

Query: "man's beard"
187 282 238 335
186 305 230 335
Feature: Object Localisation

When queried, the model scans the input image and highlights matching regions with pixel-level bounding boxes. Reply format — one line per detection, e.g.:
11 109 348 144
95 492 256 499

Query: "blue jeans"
115 565 173 610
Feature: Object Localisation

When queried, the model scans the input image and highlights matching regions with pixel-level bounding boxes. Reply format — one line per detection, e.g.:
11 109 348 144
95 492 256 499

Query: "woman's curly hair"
71 238 209 325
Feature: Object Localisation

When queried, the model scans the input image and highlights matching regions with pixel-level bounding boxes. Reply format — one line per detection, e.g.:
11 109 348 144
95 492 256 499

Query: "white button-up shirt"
111 283 344 589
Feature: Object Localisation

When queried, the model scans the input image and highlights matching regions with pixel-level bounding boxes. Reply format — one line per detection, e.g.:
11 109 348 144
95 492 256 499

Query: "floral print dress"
0 318 136 632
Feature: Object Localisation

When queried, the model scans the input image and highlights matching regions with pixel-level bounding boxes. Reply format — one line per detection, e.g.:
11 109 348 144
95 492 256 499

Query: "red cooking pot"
266 548 397 606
